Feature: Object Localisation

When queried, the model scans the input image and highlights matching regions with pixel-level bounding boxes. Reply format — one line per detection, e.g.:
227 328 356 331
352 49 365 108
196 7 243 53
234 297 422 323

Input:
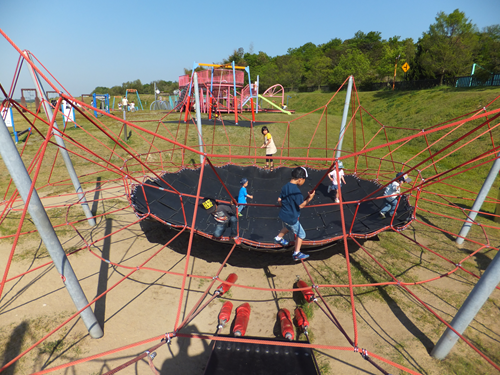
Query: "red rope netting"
1 29 500 374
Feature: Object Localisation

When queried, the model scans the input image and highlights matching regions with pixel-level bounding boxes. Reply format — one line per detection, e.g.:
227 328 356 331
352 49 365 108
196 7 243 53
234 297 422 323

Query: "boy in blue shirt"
237 178 253 217
275 167 315 261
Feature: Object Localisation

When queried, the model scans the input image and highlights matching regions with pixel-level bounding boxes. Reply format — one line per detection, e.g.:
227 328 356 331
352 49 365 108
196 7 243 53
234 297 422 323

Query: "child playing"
274 167 315 261
327 161 346 203
379 172 411 218
201 198 240 243
211 100 221 122
260 126 277 171
237 178 253 217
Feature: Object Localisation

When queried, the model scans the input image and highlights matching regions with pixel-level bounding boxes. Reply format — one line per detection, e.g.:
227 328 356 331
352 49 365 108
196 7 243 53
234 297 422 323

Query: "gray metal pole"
456 153 500 245
26 52 95 227
122 103 127 142
193 73 205 165
0 115 103 338
335 75 353 159
154 82 157 108
431 247 500 359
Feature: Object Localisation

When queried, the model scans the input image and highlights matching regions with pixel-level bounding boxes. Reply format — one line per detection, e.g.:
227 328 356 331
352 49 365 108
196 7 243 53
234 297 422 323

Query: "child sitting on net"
327 161 346 203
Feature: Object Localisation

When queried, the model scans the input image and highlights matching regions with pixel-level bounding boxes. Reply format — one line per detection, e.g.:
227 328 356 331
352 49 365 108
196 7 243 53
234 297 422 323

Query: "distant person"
274 167 315 261
260 126 277 171
327 161 346 203
201 198 240 243
379 172 411 219
121 96 128 112
130 102 135 111
237 178 253 217
211 100 221 122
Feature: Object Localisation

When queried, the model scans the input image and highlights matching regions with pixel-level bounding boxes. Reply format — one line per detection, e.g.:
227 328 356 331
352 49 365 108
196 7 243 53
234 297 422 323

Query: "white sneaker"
327 185 332 193
335 198 339 203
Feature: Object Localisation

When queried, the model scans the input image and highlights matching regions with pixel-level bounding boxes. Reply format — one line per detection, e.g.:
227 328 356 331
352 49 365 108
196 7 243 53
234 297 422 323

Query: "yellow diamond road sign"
402 62 410 72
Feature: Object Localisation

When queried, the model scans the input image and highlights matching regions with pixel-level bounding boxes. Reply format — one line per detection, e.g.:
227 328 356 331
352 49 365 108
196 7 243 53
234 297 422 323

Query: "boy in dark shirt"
201 198 240 243
275 167 315 261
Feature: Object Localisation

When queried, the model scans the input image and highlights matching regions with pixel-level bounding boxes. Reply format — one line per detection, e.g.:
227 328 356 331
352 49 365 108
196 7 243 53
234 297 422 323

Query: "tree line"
92 79 179 96
92 9 499 95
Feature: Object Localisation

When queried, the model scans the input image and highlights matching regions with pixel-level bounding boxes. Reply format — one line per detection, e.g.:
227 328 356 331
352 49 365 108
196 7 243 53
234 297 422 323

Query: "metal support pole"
256 76 259 113
122 104 127 142
232 61 238 125
335 75 353 159
0 115 103 338
154 82 157 107
26 52 96 227
456 153 500 245
431 247 500 359
193 73 204 165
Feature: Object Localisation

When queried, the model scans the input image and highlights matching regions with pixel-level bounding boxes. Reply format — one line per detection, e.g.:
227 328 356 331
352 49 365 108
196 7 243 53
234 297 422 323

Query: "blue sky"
1 0 499 98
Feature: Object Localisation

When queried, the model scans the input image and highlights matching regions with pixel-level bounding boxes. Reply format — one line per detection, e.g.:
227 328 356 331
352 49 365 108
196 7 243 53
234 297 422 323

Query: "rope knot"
361 348 368 358
163 333 172 344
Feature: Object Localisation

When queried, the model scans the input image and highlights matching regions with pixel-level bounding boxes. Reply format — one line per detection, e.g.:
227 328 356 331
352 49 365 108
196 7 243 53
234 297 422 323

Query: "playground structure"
19 88 39 112
1 29 500 375
125 88 143 111
150 93 179 111
92 93 110 117
177 62 292 125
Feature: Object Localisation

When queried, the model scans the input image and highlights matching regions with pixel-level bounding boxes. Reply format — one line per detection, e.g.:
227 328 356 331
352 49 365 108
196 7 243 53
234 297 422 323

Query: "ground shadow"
349 257 435 356
139 218 362 268
159 324 211 374
94 217 112 333
1 321 28 375
454 203 498 222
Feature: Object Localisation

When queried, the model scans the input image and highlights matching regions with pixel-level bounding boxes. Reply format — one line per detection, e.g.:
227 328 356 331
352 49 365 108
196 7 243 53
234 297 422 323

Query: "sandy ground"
1 183 499 375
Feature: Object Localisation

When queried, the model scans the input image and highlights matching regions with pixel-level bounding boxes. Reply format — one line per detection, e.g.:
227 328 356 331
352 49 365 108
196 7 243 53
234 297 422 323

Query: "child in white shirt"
327 161 346 203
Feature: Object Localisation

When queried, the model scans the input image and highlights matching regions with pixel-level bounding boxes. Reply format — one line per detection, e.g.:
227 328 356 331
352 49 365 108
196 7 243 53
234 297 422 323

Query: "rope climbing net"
1 30 500 374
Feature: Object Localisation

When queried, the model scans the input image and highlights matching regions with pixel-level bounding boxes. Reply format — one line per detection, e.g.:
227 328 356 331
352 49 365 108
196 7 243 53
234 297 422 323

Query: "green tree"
321 38 343 66
416 9 479 84
329 49 372 87
477 25 500 73
305 55 332 89
376 36 415 81
276 55 304 90
91 86 110 94
222 47 246 66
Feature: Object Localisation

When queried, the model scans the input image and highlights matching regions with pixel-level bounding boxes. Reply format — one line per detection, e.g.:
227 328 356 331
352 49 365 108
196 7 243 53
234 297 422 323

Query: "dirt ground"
1 183 499 375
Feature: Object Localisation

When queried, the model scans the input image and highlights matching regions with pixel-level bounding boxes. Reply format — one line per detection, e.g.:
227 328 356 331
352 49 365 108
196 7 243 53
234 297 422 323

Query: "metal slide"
257 94 292 115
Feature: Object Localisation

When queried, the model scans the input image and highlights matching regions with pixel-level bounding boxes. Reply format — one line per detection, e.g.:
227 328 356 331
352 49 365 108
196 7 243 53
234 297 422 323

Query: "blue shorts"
331 182 343 190
283 220 306 240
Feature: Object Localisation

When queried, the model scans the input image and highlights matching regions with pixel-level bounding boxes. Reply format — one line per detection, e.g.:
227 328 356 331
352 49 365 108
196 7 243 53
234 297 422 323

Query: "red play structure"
177 62 292 125
1 28 500 375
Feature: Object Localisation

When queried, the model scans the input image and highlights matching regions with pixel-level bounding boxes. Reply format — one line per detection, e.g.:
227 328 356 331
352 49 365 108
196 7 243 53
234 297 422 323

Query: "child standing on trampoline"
327 161 346 203
274 167 315 261
237 178 253 217
260 126 277 171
